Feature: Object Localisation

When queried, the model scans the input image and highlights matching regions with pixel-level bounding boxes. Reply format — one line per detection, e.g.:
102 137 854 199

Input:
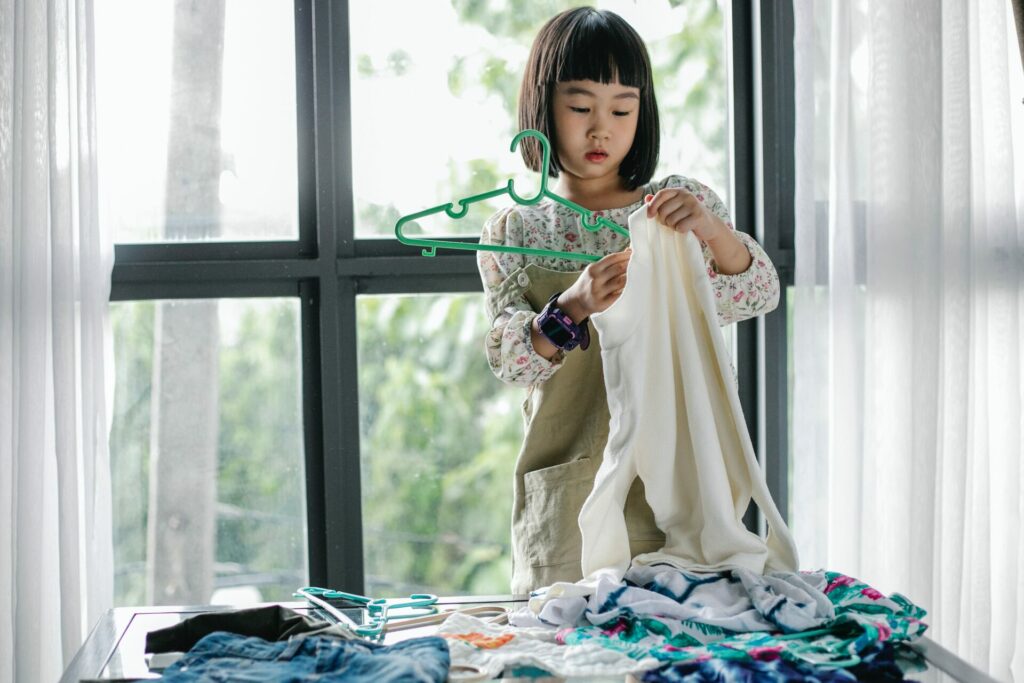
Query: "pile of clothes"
145 566 927 681
439 565 928 681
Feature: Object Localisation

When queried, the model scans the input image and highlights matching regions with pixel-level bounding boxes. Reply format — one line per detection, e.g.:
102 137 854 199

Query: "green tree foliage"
651 0 727 171
110 301 305 605
217 302 305 598
358 295 519 595
110 302 155 605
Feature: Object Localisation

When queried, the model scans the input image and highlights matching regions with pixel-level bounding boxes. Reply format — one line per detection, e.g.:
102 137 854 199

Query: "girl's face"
551 78 641 188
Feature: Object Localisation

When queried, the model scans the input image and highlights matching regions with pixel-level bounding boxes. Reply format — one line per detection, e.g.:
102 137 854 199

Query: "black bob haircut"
518 7 660 191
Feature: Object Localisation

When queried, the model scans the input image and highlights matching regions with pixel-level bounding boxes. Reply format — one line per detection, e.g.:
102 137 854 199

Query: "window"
350 1 732 239
110 299 305 605
356 294 519 595
96 0 299 243
107 0 782 602
100 0 309 607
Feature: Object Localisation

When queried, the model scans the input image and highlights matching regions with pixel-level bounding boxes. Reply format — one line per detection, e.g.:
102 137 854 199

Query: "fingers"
585 271 628 314
602 265 629 292
583 247 633 312
605 252 633 302
592 249 631 277
646 188 693 218
598 286 625 307
593 267 627 292
606 285 626 306
664 207 695 232
645 190 671 216
647 191 707 234
585 262 628 300
597 249 632 265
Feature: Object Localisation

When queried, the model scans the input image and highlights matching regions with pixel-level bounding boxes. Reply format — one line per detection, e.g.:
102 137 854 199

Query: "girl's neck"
555 174 645 212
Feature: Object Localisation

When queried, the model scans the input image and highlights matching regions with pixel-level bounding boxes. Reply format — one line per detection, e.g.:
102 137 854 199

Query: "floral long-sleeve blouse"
477 175 780 387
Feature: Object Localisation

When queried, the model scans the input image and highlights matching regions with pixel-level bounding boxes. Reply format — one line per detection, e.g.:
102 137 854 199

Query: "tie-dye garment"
641 640 919 682
555 571 927 670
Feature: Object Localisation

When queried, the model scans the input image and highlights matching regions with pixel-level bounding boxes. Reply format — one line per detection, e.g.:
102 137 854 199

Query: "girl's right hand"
559 248 632 321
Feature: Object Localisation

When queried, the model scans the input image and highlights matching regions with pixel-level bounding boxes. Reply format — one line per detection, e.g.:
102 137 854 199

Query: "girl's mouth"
585 151 608 163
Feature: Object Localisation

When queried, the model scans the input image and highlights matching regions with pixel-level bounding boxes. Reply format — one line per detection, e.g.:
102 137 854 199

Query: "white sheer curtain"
791 0 1024 680
0 0 113 681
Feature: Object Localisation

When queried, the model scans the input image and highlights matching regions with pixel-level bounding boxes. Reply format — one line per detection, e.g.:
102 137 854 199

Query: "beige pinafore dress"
490 262 665 596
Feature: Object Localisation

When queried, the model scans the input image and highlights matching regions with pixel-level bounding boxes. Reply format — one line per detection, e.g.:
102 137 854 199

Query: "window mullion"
311 0 364 592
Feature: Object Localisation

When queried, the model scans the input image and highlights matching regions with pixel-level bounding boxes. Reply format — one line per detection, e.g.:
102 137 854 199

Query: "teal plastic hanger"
394 129 630 263
294 586 439 641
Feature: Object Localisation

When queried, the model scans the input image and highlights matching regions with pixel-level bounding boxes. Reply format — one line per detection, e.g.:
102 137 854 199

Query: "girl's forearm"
704 221 752 275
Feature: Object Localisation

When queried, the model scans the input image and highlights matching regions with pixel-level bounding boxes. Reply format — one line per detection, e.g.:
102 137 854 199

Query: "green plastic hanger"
394 129 630 264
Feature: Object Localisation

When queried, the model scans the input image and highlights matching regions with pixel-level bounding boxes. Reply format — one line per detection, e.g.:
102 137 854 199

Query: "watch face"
540 316 573 347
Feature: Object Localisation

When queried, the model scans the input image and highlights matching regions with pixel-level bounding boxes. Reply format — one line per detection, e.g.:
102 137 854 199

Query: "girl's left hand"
645 188 726 243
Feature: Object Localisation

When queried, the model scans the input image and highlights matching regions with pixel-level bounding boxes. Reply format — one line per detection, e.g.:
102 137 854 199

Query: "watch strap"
537 292 589 352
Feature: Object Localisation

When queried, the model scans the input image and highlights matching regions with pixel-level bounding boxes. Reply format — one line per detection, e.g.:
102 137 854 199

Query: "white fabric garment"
790 1 1024 680
0 1 114 681
575 208 798 581
512 564 835 636
439 611 661 679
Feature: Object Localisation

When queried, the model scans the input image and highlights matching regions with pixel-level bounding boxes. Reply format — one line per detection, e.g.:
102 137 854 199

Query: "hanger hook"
507 129 550 204
445 201 469 220
580 213 604 232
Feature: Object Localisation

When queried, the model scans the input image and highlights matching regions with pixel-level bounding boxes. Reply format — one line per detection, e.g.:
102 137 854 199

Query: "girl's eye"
567 106 634 116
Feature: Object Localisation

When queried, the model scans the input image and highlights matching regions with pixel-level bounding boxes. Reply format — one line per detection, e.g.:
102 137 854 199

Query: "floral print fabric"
477 175 782 387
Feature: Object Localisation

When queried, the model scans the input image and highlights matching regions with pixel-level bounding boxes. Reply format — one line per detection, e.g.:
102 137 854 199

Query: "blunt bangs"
555 11 651 91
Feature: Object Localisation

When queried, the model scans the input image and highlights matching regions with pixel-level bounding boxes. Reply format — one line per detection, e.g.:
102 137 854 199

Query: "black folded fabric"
145 605 330 653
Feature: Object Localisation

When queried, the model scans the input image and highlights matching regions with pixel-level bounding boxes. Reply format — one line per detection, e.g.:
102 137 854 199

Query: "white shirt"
581 207 799 579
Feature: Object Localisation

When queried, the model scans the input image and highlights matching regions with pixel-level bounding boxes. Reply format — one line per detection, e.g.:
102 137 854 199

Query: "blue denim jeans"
159 631 450 682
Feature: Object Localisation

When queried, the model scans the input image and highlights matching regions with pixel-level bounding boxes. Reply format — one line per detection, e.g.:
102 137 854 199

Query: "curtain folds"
1013 0 1024 73
791 0 1024 680
0 0 113 680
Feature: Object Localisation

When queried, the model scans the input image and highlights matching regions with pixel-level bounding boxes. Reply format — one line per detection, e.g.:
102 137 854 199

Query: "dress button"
517 272 530 288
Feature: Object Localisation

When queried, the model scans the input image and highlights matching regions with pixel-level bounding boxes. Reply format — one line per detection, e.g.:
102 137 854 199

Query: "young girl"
477 7 781 596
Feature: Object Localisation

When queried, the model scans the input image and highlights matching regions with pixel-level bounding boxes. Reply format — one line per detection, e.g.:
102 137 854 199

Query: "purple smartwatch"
537 292 590 351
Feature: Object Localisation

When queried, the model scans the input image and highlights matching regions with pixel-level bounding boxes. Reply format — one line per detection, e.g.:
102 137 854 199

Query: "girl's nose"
590 114 612 141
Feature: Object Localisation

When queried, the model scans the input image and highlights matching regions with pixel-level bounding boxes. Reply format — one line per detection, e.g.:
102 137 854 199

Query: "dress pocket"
522 457 596 568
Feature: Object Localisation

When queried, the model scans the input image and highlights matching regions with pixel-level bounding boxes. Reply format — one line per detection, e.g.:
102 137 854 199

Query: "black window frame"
110 0 794 593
